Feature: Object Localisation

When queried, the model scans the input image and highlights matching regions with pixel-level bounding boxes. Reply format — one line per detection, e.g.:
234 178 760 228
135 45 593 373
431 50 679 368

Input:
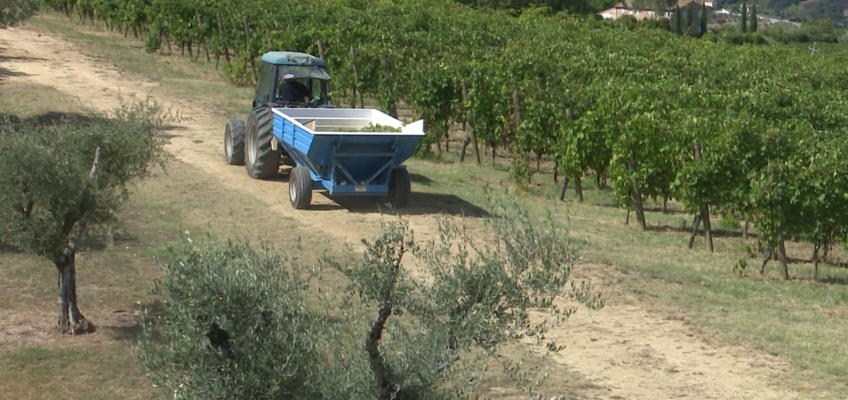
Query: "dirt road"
0 25 800 400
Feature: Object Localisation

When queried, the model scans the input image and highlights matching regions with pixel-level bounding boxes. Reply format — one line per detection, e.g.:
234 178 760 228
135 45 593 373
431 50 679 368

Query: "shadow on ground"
0 65 28 81
0 51 41 81
0 49 47 63
0 111 94 127
265 168 491 217
646 222 759 240
409 172 434 186
102 301 164 342
158 124 189 139
819 275 848 285
328 192 491 218
590 201 688 216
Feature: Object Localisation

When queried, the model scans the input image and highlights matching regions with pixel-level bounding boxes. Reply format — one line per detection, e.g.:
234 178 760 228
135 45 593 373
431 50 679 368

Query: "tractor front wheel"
289 166 313 210
224 118 245 165
245 107 280 179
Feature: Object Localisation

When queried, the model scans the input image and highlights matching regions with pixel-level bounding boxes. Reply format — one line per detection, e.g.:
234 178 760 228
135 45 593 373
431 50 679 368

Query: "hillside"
798 0 848 18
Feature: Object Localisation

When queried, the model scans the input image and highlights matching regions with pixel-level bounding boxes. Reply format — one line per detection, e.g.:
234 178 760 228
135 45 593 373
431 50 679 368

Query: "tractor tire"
224 118 245 165
245 107 280 179
388 168 411 208
289 166 313 210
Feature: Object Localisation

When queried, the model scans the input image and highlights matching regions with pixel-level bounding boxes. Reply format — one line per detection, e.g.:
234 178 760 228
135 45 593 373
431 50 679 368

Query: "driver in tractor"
277 73 313 106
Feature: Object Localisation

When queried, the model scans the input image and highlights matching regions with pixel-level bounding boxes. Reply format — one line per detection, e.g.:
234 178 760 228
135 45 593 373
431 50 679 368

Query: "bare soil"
0 25 801 400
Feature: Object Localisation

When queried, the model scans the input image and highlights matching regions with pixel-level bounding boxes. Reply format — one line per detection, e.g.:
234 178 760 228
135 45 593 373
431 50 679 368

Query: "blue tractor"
223 51 425 210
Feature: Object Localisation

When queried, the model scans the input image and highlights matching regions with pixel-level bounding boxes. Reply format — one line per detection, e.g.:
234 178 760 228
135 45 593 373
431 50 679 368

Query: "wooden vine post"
459 80 481 166
513 89 521 139
627 155 647 230
243 17 257 82
217 13 231 63
265 28 272 50
512 89 531 184
777 227 790 280
382 56 398 118
812 242 821 280
317 39 332 104
350 46 364 108
558 108 574 202
692 143 714 253
196 9 211 62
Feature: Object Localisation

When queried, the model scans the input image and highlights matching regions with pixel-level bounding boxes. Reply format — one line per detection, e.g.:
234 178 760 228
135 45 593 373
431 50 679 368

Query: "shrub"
144 32 161 54
135 236 340 399
136 192 604 400
222 56 256 87
637 17 672 32
719 213 741 230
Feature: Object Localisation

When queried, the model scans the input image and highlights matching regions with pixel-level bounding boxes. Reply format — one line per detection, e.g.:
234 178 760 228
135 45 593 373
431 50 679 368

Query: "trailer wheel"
289 166 313 210
245 107 281 179
388 168 411 208
224 118 245 165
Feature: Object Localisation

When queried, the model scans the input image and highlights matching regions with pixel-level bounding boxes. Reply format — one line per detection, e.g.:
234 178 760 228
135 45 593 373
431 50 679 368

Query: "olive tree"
0 100 170 334
136 192 604 399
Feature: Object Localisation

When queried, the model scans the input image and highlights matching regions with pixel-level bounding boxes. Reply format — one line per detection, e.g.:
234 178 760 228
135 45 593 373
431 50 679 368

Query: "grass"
5 9 848 399
0 345 152 400
0 79 336 399
0 153 351 398
410 158 848 395
407 151 848 397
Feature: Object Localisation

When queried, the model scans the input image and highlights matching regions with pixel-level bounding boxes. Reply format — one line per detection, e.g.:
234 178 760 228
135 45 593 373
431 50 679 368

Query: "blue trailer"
223 51 425 210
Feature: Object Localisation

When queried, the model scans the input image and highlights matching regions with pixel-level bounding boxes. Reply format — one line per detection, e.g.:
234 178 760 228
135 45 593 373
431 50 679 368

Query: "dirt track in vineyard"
0 25 801 400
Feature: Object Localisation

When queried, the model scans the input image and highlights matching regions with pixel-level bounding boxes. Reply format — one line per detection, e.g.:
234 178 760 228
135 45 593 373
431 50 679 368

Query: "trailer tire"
388 168 411 208
224 118 245 165
289 166 313 210
245 107 280 179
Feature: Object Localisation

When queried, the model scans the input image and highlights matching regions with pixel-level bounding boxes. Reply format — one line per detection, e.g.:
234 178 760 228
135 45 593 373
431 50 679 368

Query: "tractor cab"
253 51 332 109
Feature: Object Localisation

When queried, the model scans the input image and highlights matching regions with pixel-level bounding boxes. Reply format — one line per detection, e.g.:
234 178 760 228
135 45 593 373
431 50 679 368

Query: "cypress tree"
685 5 693 35
751 4 758 32
675 5 681 35
700 2 707 36
741 2 747 33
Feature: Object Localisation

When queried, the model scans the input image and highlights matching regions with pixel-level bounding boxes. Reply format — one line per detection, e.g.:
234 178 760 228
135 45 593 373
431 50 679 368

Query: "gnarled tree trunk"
53 145 101 335
54 250 94 335
688 214 702 249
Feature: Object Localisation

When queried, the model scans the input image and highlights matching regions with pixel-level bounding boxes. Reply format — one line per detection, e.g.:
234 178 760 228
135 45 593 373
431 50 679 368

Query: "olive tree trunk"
53 145 101 335
54 250 93 334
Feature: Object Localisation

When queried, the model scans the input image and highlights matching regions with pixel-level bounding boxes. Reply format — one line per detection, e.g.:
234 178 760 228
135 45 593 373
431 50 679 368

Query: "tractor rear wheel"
289 166 313 210
388 168 411 208
245 107 280 179
224 118 245 165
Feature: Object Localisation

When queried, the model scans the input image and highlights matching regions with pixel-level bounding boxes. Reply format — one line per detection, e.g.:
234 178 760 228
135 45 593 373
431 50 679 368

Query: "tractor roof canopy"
261 51 331 81
275 65 332 81
261 51 328 68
